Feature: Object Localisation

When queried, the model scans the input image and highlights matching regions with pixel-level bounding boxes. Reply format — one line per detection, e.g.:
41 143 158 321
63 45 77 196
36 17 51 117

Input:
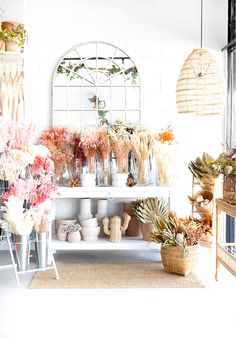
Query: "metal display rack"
0 228 59 287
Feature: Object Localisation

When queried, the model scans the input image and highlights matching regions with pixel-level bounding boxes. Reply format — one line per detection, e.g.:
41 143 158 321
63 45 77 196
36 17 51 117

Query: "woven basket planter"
189 190 213 218
161 244 200 276
176 48 225 115
223 175 236 205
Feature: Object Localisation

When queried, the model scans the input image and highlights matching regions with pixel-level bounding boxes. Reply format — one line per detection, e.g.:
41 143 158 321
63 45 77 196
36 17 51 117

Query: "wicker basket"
176 48 225 115
189 190 213 218
161 244 200 276
223 175 236 205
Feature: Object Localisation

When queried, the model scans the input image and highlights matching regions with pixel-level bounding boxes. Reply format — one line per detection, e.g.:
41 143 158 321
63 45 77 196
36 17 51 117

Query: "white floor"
0 246 236 339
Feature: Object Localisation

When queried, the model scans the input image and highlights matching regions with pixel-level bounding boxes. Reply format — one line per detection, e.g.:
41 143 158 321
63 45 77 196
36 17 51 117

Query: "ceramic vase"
140 222 155 240
95 200 108 237
112 173 128 187
78 199 93 222
80 173 96 187
68 231 81 242
123 201 141 237
55 219 76 241
81 226 100 241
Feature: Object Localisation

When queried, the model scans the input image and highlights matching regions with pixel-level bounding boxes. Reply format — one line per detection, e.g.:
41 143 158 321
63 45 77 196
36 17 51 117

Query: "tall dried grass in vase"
130 132 156 185
109 131 131 173
154 126 176 185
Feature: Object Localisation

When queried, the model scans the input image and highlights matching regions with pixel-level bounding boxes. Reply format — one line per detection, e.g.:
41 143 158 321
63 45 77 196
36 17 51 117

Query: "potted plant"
188 152 219 192
134 197 210 276
213 151 236 204
0 23 27 52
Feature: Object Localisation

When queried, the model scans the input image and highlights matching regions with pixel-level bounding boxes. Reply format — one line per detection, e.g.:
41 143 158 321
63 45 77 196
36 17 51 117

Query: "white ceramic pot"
55 219 76 241
81 226 100 241
79 198 92 214
68 231 81 242
80 173 96 187
80 218 98 228
97 199 108 215
78 213 93 222
112 173 128 187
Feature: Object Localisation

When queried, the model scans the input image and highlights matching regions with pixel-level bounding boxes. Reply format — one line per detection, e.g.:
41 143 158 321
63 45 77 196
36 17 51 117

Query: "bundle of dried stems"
130 132 156 184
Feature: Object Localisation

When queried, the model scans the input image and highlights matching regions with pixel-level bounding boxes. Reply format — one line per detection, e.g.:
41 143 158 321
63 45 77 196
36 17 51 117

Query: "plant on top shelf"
188 152 219 192
0 23 27 51
213 151 236 176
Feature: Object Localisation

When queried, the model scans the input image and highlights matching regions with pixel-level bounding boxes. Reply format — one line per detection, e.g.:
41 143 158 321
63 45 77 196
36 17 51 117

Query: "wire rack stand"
0 228 59 287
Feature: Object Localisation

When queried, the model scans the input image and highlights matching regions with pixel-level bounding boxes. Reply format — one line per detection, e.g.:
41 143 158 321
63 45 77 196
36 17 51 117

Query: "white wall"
2 0 228 216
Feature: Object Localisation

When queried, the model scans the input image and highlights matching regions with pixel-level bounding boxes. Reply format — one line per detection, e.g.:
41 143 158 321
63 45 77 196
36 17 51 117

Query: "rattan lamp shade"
176 48 225 115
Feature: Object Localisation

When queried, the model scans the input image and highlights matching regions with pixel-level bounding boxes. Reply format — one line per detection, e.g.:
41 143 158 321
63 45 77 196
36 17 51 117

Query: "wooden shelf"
215 198 236 279
215 198 236 218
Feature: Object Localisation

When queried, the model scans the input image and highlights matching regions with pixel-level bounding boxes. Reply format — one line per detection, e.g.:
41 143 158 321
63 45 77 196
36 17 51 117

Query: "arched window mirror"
53 41 141 129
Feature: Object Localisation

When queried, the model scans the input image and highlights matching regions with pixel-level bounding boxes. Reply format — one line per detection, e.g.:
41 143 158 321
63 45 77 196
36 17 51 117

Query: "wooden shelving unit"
215 198 236 280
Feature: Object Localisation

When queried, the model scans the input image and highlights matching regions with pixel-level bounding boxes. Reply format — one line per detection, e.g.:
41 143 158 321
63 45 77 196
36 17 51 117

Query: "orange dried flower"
158 126 174 144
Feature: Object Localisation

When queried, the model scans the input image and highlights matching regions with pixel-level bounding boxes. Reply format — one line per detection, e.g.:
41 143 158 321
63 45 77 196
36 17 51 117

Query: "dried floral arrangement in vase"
0 118 57 236
68 133 86 187
130 132 156 185
80 128 100 187
188 152 219 192
109 121 131 186
40 127 74 185
97 125 111 186
154 126 180 186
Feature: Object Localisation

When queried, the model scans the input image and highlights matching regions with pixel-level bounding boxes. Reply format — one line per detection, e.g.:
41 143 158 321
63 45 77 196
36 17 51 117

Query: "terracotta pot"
0 39 5 51
123 201 135 215
5 41 21 52
68 231 81 242
126 216 141 237
140 222 154 240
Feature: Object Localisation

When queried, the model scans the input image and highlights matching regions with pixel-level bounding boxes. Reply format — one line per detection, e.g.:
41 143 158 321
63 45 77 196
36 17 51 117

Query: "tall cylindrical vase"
14 234 30 271
78 198 93 221
35 232 48 269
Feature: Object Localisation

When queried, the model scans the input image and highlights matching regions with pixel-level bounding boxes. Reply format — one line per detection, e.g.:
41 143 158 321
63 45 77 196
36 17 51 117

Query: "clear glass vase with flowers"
97 125 111 186
130 132 156 185
40 127 74 186
80 128 100 187
109 129 131 187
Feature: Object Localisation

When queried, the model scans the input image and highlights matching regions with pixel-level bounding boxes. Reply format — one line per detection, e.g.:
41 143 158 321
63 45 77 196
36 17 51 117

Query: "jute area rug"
29 262 204 289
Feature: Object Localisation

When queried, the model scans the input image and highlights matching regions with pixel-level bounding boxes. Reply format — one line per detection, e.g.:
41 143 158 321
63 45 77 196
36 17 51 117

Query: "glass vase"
137 158 151 185
54 164 69 186
68 158 82 186
97 157 110 187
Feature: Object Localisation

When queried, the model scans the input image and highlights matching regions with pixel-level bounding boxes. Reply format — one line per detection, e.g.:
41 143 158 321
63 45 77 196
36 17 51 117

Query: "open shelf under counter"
54 185 171 199
51 237 160 251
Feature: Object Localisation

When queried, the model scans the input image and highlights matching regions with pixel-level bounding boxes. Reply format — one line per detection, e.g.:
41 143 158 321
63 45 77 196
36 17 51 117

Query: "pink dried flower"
31 156 54 176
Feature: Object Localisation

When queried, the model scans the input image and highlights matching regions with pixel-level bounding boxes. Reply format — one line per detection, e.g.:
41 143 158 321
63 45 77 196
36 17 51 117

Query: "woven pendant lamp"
176 1 225 115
